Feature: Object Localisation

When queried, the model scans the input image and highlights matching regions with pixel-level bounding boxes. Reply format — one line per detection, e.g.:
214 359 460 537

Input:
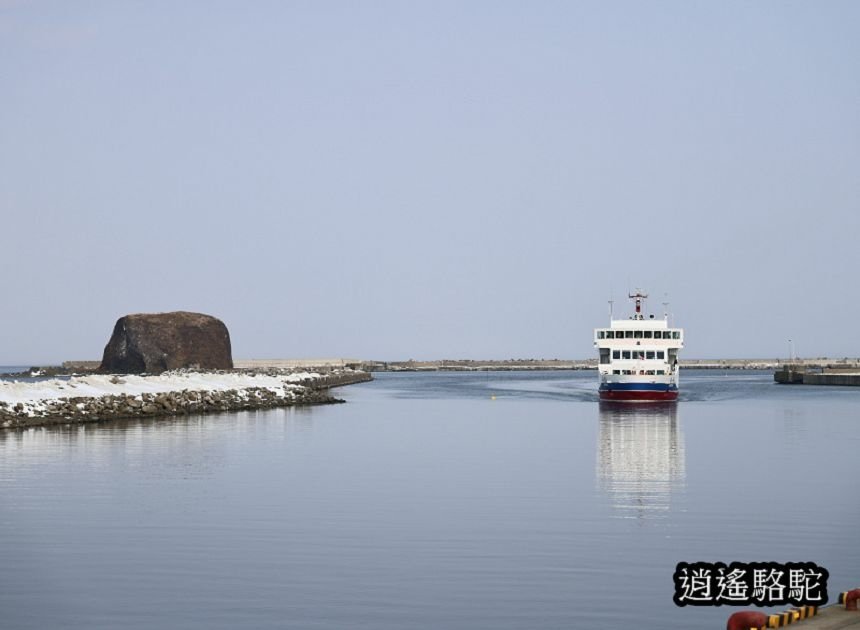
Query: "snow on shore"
0 371 321 406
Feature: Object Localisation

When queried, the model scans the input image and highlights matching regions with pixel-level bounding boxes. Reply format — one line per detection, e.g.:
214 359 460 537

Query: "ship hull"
598 383 678 402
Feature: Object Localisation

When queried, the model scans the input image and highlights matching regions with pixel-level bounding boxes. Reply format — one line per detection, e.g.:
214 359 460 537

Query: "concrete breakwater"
775 364 860 386
0 369 372 430
377 358 845 371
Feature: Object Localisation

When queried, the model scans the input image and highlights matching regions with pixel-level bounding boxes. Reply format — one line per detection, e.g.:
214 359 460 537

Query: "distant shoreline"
370 358 860 372
4 357 860 378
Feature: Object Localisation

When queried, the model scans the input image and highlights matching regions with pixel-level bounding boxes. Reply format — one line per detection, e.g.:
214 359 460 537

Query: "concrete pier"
775 365 860 386
800 605 860 628
802 373 860 386
755 605 860 628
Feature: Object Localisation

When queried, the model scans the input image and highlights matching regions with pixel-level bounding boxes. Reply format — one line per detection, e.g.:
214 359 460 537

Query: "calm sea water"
1 370 858 629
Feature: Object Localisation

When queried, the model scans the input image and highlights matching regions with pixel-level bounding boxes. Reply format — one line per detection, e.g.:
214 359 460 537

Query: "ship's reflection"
597 402 685 521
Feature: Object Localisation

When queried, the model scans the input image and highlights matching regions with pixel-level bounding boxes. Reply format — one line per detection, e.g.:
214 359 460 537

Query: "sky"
1 1 858 363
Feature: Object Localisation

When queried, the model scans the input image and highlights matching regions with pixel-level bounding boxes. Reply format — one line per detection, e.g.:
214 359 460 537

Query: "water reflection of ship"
597 401 686 520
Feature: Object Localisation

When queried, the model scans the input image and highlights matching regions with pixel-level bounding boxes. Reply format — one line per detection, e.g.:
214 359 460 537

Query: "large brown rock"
100 311 233 374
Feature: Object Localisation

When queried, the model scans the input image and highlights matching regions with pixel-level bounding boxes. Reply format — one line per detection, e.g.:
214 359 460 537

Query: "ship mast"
628 289 648 320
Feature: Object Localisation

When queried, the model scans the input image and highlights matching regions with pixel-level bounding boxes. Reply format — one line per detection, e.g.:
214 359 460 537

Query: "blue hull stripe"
599 383 678 392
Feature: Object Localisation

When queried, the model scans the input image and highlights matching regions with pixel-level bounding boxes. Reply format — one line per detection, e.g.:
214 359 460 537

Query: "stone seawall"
792 373 860 386
305 371 374 388
0 370 372 431
774 364 860 386
378 359 800 371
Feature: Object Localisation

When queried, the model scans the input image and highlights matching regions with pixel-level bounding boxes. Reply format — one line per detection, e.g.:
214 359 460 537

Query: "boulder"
99 311 233 374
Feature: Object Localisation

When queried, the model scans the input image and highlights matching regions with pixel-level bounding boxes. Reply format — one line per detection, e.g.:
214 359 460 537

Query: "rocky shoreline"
0 369 372 431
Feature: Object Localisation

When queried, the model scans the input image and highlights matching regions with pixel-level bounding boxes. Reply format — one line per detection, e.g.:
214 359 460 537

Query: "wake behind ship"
594 291 684 402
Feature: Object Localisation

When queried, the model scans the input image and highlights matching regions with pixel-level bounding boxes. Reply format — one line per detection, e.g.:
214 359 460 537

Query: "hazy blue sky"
1 1 858 363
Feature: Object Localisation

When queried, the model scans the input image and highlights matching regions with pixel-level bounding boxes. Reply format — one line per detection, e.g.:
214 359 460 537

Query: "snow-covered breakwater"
0 370 371 429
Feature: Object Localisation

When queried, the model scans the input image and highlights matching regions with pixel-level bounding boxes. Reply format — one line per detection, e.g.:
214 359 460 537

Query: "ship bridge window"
662 331 671 339
622 350 631 359
644 331 652 339
612 350 620 360
613 370 620 375
673 331 680 339
597 331 604 339
605 331 614 339
657 351 665 359
646 351 655 359
634 330 643 339
635 350 645 360
624 331 633 339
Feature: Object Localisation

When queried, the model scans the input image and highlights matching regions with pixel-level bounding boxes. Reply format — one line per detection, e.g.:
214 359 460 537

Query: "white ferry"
594 291 683 402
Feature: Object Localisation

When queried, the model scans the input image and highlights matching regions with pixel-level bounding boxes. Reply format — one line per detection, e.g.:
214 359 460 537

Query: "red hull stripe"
599 389 678 402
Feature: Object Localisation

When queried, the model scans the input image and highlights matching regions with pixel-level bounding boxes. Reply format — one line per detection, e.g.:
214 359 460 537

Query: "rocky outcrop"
100 312 233 374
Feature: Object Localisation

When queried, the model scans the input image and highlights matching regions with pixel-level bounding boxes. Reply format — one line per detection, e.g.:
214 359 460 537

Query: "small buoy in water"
491 395 496 400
